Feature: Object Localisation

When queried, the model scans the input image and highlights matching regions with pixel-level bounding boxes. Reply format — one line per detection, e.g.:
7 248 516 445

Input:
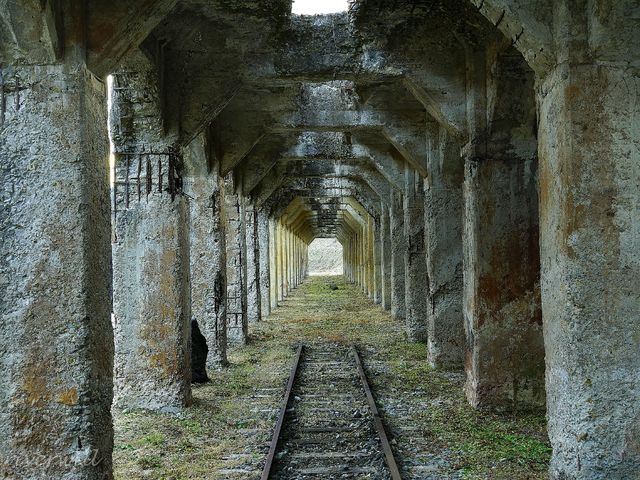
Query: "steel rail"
352 345 403 480
261 344 304 480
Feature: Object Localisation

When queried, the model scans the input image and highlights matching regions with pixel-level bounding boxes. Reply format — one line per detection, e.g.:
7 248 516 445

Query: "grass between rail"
113 275 550 479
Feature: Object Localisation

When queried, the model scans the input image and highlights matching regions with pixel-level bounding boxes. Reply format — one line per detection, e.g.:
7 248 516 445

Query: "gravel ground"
113 276 550 479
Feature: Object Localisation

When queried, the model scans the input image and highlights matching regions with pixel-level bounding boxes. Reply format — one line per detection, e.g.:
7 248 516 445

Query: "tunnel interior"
1 1 638 479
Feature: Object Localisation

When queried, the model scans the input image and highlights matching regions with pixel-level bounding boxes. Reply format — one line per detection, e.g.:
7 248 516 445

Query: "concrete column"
282 223 290 295
275 219 284 302
462 153 543 408
276 220 285 301
380 204 392 310
294 236 298 286
360 230 369 296
1 63 113 478
357 232 367 295
404 166 428 341
184 136 227 369
303 240 308 277
290 234 296 288
367 216 375 298
389 192 406 319
224 174 248 345
245 204 261 323
424 129 464 368
538 61 640 479
110 62 191 411
257 209 271 318
347 238 351 280
113 192 191 411
291 232 296 287
373 216 383 304
343 237 350 281
268 217 278 308
296 237 303 285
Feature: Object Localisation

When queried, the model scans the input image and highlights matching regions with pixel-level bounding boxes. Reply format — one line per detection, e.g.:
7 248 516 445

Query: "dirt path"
113 276 550 479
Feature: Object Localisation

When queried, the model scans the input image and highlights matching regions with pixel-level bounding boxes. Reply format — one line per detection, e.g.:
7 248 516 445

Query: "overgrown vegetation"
113 276 550 479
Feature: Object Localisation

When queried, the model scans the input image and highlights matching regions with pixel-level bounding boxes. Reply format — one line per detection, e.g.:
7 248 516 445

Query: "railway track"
261 343 401 480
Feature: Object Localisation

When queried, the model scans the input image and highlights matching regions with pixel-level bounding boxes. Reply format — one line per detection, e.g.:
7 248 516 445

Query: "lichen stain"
560 69 619 264
23 373 51 407
56 388 79 406
478 225 540 327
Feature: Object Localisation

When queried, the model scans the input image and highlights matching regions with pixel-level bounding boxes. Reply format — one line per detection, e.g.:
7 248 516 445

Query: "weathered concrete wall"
424 129 464 368
0 63 114 478
404 166 429 341
389 191 406 319
184 136 227 369
224 174 248 344
113 194 192 412
538 61 640 479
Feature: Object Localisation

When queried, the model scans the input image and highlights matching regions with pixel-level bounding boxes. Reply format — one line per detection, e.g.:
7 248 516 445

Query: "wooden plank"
351 345 402 480
261 344 303 480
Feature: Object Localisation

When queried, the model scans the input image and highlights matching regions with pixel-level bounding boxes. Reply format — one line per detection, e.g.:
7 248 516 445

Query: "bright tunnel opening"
308 238 344 276
291 0 349 15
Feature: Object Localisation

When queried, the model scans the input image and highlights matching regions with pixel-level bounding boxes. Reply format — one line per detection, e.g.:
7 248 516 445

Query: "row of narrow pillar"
338 129 543 410
270 216 308 303
111 139 311 411
103 57 311 412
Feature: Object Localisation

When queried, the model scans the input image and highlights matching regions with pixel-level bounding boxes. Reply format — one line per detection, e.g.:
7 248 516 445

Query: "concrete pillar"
290 234 295 288
282 222 290 295
344 237 353 283
113 192 191 411
276 220 285 301
462 153 543 408
257 209 271 318
296 237 302 285
461 41 544 410
288 230 293 289
224 174 248 345
424 129 464 368
273 220 279 302
184 136 227 369
343 237 350 281
538 61 640 478
367 216 375 298
358 229 364 291
389 192 406 319
358 231 365 290
404 166 428 341
380 204 392 310
1 62 114 478
110 63 191 411
373 216 383 304
245 204 261 323
268 217 278 308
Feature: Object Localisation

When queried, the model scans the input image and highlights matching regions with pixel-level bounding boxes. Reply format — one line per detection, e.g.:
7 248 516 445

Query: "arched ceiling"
130 0 504 241
2 0 540 243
